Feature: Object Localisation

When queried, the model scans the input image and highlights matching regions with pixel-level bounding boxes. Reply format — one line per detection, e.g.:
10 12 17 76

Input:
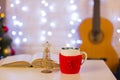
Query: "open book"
0 53 59 69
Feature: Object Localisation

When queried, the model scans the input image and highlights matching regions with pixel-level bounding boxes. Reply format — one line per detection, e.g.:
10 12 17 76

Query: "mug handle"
80 51 87 65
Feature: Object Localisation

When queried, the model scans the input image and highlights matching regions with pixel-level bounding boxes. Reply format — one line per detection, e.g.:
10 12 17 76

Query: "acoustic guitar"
78 0 119 72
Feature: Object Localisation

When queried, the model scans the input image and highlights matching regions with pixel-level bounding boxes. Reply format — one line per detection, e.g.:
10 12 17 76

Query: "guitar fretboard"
92 0 100 33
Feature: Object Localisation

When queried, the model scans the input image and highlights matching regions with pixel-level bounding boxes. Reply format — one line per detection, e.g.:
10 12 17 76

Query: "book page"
0 54 32 66
31 53 43 62
31 53 43 67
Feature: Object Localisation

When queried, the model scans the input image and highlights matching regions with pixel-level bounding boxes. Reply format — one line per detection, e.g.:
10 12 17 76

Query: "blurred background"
0 0 120 57
0 0 120 79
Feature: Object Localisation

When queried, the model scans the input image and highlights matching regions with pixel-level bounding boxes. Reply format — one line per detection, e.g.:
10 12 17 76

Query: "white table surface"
0 60 117 80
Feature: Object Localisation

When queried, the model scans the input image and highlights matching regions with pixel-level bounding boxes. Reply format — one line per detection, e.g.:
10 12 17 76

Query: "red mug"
59 48 87 74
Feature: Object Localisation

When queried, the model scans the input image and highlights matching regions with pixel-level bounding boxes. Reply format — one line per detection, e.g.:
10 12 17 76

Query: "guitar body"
78 18 119 72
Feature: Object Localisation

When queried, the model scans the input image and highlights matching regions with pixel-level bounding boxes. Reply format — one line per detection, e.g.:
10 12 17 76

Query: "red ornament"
2 26 9 33
10 48 15 55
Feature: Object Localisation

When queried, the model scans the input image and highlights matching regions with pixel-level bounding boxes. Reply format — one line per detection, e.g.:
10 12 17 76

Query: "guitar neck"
92 0 100 33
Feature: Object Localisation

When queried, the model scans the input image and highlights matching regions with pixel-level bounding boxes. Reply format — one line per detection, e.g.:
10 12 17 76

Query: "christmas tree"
0 13 15 59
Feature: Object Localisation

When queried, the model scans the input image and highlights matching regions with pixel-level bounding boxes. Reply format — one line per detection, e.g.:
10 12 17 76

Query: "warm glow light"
71 12 79 21
71 29 76 34
10 4 14 7
40 10 47 17
47 31 52 36
49 5 55 12
18 31 23 36
12 16 17 20
14 37 21 45
119 38 120 42
41 17 47 23
70 0 74 4
66 43 71 47
21 6 28 11
41 0 46 4
71 40 76 44
40 36 46 41
41 30 46 34
69 21 74 25
77 18 82 22
44 3 49 7
76 40 82 44
69 5 77 11
117 17 120 21
13 20 23 27
12 31 16 36
117 29 120 33
23 38 27 42
50 22 56 28
15 0 20 4
68 33 72 38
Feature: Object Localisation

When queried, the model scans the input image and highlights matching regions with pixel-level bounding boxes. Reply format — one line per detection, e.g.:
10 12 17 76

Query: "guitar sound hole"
89 31 104 44
87 58 107 61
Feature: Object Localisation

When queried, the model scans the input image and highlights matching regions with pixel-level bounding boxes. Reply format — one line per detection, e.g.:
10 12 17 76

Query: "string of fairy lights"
6 0 83 48
0 0 120 56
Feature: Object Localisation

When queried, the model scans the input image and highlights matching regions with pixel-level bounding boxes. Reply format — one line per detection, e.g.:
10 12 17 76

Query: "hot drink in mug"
59 48 87 74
